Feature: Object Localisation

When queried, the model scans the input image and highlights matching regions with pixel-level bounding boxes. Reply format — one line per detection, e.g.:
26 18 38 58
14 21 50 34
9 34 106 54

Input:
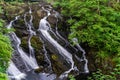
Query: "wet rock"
21 36 29 53
47 15 57 25
3 3 26 20
50 53 70 76
32 9 47 29
15 29 29 38
36 9 47 18
31 36 43 53
12 51 29 73
35 52 45 66
34 66 44 73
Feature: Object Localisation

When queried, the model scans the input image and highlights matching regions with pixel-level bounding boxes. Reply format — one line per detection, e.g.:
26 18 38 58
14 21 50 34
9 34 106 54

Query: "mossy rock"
14 28 28 38
36 52 45 66
21 36 29 53
50 54 68 75
32 9 47 29
31 36 43 53
47 15 57 25
1 2 27 20
5 5 25 19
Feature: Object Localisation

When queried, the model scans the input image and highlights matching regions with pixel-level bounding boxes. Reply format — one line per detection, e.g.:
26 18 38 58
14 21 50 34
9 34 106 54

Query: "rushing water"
24 7 38 67
38 5 74 78
6 3 89 80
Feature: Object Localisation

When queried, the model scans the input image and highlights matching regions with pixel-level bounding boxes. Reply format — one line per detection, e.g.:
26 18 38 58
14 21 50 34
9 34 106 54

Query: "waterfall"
72 38 89 73
6 16 27 80
10 32 39 70
6 3 89 80
6 16 20 29
38 5 74 78
7 61 26 80
24 7 38 67
7 9 39 80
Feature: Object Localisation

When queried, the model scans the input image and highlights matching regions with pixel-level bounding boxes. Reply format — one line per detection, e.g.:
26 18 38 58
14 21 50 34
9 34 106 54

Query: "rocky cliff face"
2 1 73 75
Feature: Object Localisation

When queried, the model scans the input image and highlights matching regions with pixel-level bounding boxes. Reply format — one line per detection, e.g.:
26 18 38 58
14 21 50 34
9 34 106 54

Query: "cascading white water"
38 5 74 78
6 16 20 29
7 13 39 80
52 10 66 41
39 35 52 71
24 7 38 67
6 16 27 80
52 10 89 73
72 38 89 73
6 3 89 80
7 61 26 80
10 32 39 70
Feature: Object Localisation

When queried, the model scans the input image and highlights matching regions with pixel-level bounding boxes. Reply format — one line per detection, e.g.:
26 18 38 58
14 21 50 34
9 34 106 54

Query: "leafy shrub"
0 72 8 80
88 69 116 80
0 6 13 80
68 74 76 80
0 34 12 73
53 0 120 59
4 0 24 2
54 0 120 56
53 0 120 79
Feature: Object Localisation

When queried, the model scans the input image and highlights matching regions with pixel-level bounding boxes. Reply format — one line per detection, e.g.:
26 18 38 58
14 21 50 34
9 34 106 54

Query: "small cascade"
24 7 38 67
72 38 89 73
7 61 26 80
39 36 52 71
42 6 59 40
6 16 20 29
38 5 74 78
53 10 67 42
10 32 39 70
38 6 53 71
7 14 39 80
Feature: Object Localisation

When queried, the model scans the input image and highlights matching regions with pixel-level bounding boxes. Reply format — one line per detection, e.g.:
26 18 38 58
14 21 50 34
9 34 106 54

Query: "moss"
5 6 24 20
21 36 29 53
31 36 43 53
52 60 65 75
50 53 68 75
0 1 26 20
51 54 58 61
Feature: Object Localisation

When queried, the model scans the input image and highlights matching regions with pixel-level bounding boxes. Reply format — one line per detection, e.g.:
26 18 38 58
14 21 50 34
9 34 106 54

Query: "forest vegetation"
0 0 120 80
53 0 120 79
0 5 12 80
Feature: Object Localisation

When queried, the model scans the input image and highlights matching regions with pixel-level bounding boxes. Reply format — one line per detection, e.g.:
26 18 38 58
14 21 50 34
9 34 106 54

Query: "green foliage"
113 56 120 79
4 0 24 2
0 6 3 14
54 0 120 79
54 0 120 56
0 5 12 80
0 19 12 34
88 69 116 80
0 34 12 73
115 64 120 75
0 72 8 80
68 74 76 80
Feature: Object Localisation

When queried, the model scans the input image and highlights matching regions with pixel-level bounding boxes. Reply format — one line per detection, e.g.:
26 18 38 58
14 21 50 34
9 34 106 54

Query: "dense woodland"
0 0 120 80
